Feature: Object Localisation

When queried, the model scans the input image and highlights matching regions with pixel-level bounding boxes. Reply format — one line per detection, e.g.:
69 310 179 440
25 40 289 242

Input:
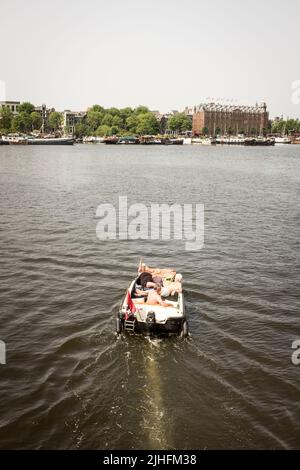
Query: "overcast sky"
0 0 299 117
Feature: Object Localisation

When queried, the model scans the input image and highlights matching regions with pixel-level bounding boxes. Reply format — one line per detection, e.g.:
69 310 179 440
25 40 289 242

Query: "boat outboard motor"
146 311 156 323
146 311 156 331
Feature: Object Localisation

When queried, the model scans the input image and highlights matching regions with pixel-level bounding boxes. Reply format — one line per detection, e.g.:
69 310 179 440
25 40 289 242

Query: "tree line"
0 102 63 134
73 105 192 137
270 118 300 135
0 102 192 137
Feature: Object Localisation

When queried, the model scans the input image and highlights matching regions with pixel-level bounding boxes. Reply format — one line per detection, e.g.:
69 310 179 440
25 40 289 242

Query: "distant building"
192 102 269 136
273 115 283 122
183 106 195 116
34 104 55 132
34 104 55 120
62 110 86 134
183 106 195 126
151 110 170 134
0 100 20 115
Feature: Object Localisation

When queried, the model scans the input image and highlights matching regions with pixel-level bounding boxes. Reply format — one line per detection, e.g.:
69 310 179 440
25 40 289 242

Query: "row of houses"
0 100 270 136
0 100 85 133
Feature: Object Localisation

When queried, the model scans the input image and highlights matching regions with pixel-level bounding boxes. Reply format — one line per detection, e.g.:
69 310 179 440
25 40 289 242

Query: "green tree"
112 115 122 128
136 112 159 135
95 124 111 136
12 112 32 133
110 125 120 135
74 122 90 138
168 113 192 133
106 107 120 117
30 111 42 130
90 104 105 113
86 110 104 131
119 107 133 121
18 102 35 114
0 106 13 132
286 119 300 134
134 105 149 115
126 114 139 133
102 113 114 127
271 120 285 134
48 111 62 131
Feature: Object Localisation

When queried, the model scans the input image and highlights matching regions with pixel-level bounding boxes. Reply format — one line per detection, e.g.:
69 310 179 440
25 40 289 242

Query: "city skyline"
1 0 300 118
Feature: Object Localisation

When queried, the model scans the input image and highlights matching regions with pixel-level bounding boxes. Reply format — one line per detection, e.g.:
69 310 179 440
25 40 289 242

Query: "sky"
0 0 299 118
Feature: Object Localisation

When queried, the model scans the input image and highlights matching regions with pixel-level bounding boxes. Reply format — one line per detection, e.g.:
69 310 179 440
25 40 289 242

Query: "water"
0 144 299 449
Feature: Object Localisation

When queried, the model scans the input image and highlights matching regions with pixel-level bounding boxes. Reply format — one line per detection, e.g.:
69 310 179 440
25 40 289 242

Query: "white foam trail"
142 348 172 449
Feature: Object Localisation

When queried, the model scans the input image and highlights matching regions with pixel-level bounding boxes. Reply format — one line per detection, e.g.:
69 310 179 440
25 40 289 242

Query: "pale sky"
0 0 299 118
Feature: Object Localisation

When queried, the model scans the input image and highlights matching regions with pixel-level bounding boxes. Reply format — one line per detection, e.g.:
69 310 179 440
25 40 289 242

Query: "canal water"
0 144 299 449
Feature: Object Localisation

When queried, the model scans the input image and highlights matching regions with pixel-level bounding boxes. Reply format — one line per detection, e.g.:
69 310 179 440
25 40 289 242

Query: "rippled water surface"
0 144 299 449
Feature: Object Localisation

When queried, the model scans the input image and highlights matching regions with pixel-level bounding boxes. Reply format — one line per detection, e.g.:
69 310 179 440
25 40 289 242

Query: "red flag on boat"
125 290 136 319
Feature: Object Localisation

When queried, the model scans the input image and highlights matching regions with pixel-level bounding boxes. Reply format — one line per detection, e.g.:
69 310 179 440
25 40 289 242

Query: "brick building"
192 102 269 136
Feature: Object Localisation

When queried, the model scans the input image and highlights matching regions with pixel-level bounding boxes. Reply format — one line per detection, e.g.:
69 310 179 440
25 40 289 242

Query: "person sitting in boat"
146 284 173 307
161 273 183 297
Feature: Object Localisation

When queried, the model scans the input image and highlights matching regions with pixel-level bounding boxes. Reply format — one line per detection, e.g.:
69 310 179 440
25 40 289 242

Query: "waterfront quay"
1 100 300 144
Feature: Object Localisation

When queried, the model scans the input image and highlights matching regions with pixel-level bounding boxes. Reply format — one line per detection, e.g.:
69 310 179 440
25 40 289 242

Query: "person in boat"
161 273 183 297
134 271 156 297
138 261 176 280
146 284 173 307
137 271 156 289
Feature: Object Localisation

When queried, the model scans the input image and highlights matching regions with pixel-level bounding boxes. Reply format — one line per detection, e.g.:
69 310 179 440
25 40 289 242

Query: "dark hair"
138 272 153 288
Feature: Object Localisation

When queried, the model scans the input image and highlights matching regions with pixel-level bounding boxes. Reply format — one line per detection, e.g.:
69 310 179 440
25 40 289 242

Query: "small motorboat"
116 265 188 337
162 138 184 145
244 137 275 146
274 136 292 144
2 135 74 145
2 135 28 144
139 135 162 145
103 136 119 144
26 137 74 145
116 136 140 144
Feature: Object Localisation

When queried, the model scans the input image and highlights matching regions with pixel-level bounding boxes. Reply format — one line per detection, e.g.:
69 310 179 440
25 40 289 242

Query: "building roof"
0 100 20 105
194 102 267 113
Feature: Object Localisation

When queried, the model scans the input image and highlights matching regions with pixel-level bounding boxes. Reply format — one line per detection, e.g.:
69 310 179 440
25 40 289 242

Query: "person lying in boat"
146 284 173 307
137 271 156 289
161 273 183 297
138 261 176 280
134 271 156 297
